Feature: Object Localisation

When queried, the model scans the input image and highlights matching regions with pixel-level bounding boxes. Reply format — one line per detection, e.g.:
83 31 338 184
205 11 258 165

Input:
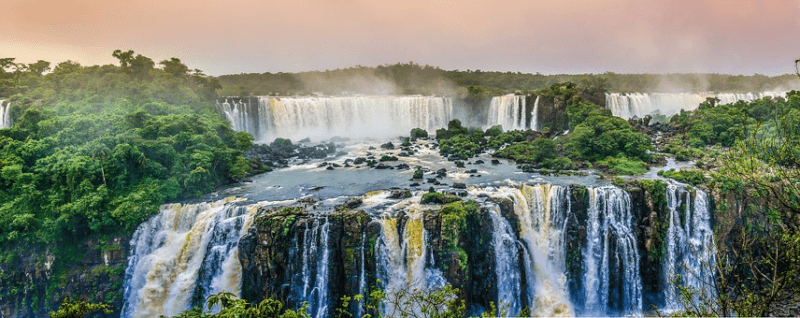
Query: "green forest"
216 62 799 97
0 51 252 266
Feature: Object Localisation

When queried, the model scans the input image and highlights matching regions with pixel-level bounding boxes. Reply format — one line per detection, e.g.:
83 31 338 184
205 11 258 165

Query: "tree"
27 60 51 75
160 57 190 78
112 49 135 69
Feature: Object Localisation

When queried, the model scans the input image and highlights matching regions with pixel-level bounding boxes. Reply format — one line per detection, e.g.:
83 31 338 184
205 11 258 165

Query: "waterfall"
218 96 453 142
488 206 523 315
605 92 787 119
293 217 332 318
583 187 642 315
121 198 254 318
487 94 535 131
217 98 258 136
663 183 717 311
500 184 573 316
531 96 540 131
117 182 718 317
375 213 447 316
0 100 10 128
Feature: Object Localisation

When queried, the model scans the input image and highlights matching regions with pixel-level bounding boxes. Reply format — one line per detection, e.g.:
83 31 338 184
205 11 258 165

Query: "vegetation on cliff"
428 87 652 175
650 85 800 315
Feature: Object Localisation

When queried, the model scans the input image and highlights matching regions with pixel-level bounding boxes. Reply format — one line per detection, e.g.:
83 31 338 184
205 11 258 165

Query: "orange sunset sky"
2 0 799 76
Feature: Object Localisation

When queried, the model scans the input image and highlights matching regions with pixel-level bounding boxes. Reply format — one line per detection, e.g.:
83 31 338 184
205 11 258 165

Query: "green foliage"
166 292 309 318
483 125 503 137
0 51 245 268
378 155 398 162
439 134 481 158
595 156 648 175
494 138 557 164
439 201 478 274
485 130 525 149
658 169 707 186
565 109 652 162
435 120 469 141
420 192 461 205
410 127 428 140
215 62 796 97
49 299 111 318
412 168 423 179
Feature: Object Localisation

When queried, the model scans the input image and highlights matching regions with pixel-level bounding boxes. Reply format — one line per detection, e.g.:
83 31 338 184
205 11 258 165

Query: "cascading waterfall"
606 92 786 119
293 217 332 318
119 182 718 317
511 184 573 316
218 96 453 141
531 95 540 131
488 205 523 315
583 187 642 315
217 98 258 135
375 212 447 316
0 100 11 128
663 182 717 310
487 94 535 131
121 198 254 318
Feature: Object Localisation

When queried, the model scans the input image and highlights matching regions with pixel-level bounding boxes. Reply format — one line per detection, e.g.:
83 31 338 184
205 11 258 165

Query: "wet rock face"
238 206 374 316
0 237 129 318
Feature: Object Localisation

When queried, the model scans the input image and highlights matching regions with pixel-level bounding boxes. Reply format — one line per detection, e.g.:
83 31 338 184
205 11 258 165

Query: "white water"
121 198 254 318
296 217 331 318
218 96 454 142
488 205 523 315
663 183 717 311
583 187 642 315
606 92 787 119
487 94 539 131
498 184 573 316
375 212 448 316
120 177 710 317
0 100 10 128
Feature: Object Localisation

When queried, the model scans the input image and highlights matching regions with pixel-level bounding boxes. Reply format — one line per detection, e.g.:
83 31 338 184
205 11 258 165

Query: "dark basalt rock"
244 139 337 171
474 160 484 164
452 183 466 189
436 168 447 177
353 157 366 165
390 189 412 199
491 159 501 165
380 142 394 150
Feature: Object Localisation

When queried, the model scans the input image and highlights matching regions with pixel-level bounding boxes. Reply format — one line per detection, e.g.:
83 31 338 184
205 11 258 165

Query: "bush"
484 125 503 137
657 169 707 186
494 138 557 163
410 127 428 139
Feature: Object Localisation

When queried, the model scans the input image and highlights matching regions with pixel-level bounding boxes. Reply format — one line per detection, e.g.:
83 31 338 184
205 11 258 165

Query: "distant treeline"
216 62 800 97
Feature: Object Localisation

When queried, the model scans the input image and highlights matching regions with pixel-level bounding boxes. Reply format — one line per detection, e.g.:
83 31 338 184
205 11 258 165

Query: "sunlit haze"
3 0 800 75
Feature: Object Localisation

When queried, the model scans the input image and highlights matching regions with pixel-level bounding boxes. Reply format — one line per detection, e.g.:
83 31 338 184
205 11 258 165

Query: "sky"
2 0 800 76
